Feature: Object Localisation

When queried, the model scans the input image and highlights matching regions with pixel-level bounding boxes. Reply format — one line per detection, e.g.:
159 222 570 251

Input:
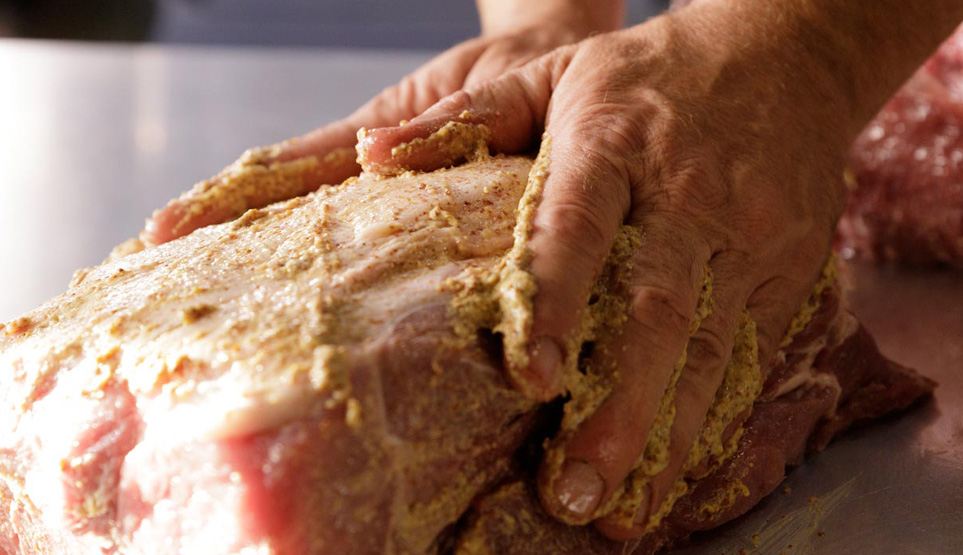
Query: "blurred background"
0 0 668 49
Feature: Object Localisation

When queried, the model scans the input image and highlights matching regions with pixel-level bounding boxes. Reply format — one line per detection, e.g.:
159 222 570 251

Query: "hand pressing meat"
359 0 963 540
138 0 963 544
141 0 624 245
0 151 936 554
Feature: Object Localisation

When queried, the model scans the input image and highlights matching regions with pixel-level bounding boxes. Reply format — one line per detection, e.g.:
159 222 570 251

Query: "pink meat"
839 25 963 266
453 282 935 554
0 155 934 554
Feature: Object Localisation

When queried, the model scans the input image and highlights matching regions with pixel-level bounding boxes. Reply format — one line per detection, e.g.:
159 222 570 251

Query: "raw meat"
457 276 934 554
839 25 963 267
0 153 934 555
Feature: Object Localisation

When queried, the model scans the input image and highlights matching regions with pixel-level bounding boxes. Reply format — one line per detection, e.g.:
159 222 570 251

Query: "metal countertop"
1 39 960 554
677 263 963 554
0 40 430 321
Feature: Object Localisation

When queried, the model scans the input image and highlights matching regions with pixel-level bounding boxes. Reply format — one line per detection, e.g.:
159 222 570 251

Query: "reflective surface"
0 40 428 321
1 39 961 554
676 263 963 555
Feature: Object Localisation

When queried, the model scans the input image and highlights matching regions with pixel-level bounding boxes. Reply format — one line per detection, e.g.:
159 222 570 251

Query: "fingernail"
633 486 653 527
555 460 605 518
530 336 563 391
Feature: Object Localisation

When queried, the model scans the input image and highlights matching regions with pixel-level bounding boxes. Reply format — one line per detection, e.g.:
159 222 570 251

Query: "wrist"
476 0 624 39
661 2 863 151
673 0 963 144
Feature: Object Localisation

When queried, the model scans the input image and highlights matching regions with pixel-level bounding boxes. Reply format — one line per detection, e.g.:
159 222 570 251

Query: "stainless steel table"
0 39 430 321
1 39 961 554
676 264 963 555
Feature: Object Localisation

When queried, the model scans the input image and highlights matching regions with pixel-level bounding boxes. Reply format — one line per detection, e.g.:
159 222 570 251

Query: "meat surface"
457 278 934 554
0 152 934 554
839 24 963 266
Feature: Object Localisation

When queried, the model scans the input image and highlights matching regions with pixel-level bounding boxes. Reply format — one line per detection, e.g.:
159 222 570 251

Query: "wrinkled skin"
142 0 963 543
358 9 857 538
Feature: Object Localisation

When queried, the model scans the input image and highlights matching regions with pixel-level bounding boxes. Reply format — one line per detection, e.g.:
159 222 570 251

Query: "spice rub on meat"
0 141 934 554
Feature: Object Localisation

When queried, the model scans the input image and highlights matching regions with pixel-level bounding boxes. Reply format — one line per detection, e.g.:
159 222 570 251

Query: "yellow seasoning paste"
445 134 551 398
150 144 348 243
594 266 715 528
781 256 838 347
357 113 492 177
443 132 842 537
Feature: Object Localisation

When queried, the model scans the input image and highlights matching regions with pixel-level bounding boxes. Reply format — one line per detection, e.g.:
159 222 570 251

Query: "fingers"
143 42 495 245
746 260 830 369
571 256 822 541
537 220 711 524
746 277 807 367
360 54 651 403
519 120 653 397
358 33 574 174
142 83 423 246
359 53 643 402
593 255 750 540
357 51 570 174
143 122 360 245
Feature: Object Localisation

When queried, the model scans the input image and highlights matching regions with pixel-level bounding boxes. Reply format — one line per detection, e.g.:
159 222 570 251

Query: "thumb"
361 51 635 404
357 50 572 175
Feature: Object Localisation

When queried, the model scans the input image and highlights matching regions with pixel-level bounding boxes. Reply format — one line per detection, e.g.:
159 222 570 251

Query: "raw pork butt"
838 25 963 266
0 154 934 554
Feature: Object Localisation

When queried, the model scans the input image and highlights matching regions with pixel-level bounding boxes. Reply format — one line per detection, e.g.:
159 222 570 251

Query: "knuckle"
670 162 731 214
680 325 732 392
599 113 646 153
438 88 475 114
395 76 422 114
538 199 612 261
367 76 422 121
738 201 789 244
753 323 780 367
555 139 626 185
533 44 575 82
626 285 694 341
571 108 651 161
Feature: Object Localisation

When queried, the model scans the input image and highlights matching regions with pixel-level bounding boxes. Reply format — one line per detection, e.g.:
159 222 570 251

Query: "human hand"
357 5 856 539
141 3 618 245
